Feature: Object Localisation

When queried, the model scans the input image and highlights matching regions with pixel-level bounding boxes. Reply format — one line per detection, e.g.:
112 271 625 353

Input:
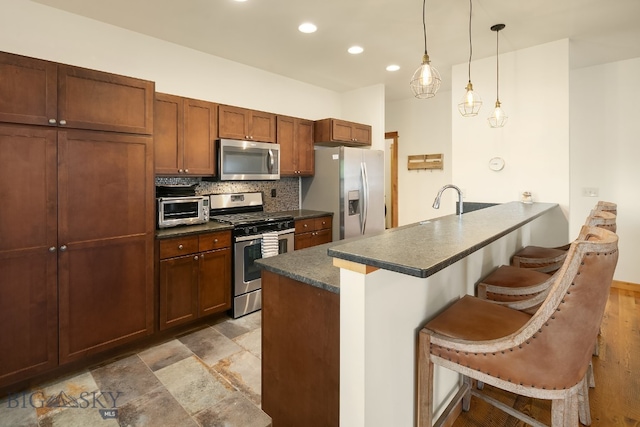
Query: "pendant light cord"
423 0 428 55
467 0 472 83
495 27 500 101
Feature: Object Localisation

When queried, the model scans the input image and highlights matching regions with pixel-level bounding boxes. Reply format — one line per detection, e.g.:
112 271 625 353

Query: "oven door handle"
235 235 262 244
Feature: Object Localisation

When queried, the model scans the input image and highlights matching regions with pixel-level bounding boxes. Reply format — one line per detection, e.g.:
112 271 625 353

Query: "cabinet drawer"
295 219 315 234
159 235 199 259
314 216 331 230
199 231 231 252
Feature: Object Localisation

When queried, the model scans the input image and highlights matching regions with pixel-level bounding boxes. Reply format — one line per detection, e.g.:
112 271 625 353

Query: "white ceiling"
33 0 640 102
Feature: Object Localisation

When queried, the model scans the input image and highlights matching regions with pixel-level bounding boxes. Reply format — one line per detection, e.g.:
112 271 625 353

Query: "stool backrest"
595 200 617 216
585 210 616 233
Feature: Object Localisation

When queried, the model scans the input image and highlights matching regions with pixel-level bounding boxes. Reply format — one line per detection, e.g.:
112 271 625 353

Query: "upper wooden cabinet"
314 118 372 146
0 51 154 134
277 115 314 177
218 104 276 143
154 93 217 176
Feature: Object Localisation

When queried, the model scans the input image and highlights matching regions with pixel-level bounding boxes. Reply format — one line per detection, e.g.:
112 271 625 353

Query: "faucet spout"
432 184 464 215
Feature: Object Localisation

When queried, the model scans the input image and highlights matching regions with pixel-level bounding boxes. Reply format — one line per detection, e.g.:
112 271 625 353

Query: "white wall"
1 0 342 120
385 91 453 225
451 39 570 247
570 57 640 283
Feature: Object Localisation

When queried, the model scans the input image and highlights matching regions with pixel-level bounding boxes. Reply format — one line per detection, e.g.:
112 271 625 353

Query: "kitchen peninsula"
256 201 561 427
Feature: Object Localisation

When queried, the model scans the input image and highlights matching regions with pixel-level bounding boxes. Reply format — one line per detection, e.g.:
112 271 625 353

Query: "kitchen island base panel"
261 270 339 427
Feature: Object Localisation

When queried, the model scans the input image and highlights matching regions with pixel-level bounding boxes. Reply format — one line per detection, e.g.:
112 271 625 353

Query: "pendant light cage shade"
410 0 441 99
488 23 507 128
458 0 482 117
411 55 442 99
488 100 508 127
458 83 482 116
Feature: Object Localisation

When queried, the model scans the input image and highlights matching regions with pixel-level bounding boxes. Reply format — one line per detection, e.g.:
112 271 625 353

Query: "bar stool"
417 226 619 427
511 202 617 273
478 210 616 307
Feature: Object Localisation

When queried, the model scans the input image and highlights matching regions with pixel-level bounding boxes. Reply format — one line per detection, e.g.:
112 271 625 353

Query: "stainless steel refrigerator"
301 146 385 242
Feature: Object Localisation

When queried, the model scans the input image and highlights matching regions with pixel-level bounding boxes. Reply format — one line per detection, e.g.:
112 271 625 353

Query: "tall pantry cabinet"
0 51 155 387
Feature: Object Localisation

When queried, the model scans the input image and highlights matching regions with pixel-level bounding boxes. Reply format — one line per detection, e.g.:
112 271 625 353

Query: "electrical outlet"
271 188 277 197
582 187 599 197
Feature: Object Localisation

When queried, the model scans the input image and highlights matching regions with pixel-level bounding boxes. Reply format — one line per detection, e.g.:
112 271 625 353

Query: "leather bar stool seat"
511 207 616 274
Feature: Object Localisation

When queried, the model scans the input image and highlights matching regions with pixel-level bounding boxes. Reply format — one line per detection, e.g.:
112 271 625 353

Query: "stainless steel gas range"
209 192 294 318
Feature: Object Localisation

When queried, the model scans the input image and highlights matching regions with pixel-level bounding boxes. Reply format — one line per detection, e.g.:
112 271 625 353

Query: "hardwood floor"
452 287 640 427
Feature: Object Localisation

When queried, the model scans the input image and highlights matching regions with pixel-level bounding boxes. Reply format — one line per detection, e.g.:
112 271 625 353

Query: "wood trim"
332 258 378 274
385 131 399 228
611 280 640 292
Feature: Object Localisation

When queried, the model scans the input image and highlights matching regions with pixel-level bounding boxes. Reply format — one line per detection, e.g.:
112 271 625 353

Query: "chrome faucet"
432 184 464 215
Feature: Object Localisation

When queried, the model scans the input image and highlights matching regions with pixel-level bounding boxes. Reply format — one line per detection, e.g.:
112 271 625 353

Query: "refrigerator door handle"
360 161 369 234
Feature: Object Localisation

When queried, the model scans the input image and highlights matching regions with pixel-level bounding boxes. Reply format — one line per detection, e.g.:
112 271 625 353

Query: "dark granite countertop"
328 202 557 278
155 221 233 239
155 209 331 239
279 209 333 221
257 202 558 293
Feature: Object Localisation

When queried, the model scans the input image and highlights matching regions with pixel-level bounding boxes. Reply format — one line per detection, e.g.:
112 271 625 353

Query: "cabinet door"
296 119 315 175
352 123 372 145
0 52 57 126
57 130 154 363
0 125 58 387
331 120 354 143
159 255 199 330
184 99 217 176
154 93 183 175
218 105 249 140
313 229 332 246
198 248 232 317
58 65 154 134
294 232 314 251
277 116 296 176
250 110 276 143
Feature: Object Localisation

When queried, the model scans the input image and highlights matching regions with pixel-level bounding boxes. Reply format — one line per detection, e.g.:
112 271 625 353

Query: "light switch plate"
582 187 599 197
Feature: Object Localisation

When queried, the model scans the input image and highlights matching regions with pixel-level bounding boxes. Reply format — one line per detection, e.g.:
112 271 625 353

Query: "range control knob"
252 226 258 233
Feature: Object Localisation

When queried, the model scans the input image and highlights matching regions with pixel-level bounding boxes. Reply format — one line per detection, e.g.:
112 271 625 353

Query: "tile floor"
0 312 272 427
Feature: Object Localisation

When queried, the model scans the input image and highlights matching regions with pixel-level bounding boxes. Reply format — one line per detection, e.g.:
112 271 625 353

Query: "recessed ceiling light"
348 46 364 55
298 23 317 33
233 0 248 2
386 65 401 72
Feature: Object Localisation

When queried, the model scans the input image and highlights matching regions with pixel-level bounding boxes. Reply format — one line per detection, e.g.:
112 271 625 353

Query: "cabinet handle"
59 120 67 125
49 246 56 252
194 255 199 260
304 224 308 228
178 244 184 250
214 238 218 243
48 118 57 125
184 169 189 173
178 169 184 173
59 245 67 252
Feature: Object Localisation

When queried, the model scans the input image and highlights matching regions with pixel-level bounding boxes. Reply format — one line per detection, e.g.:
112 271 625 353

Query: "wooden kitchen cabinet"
0 125 155 377
218 104 276 143
57 130 154 364
0 51 154 134
294 216 332 250
277 115 314 176
314 118 372 146
158 231 232 330
0 125 58 388
154 93 217 176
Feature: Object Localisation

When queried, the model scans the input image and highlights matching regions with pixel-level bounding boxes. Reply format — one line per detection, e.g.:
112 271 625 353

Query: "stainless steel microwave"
157 196 210 228
218 139 280 181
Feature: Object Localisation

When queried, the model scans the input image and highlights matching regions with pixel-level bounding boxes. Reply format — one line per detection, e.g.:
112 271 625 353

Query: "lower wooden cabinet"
294 216 332 250
158 231 231 330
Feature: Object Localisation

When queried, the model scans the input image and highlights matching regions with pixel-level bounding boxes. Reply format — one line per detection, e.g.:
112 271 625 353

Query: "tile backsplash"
155 177 299 212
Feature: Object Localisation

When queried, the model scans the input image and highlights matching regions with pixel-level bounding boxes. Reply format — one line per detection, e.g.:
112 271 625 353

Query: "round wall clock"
489 157 505 171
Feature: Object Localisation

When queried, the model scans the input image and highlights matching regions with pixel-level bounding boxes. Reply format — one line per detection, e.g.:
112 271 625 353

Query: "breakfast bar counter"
256 202 563 427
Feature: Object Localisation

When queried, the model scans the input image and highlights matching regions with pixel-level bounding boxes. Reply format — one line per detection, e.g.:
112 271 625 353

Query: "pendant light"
488 23 507 128
458 0 482 116
410 0 441 99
